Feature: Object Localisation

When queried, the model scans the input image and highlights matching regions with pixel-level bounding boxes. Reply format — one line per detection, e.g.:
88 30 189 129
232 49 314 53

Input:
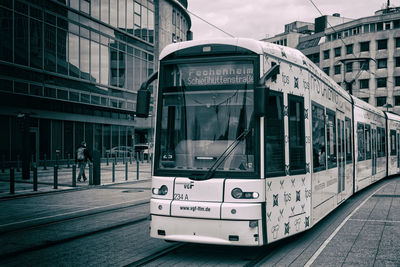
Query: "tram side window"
380 128 386 157
288 95 306 174
326 109 337 169
390 129 397 156
377 127 382 157
365 124 371 160
265 92 285 177
357 123 365 161
312 103 326 172
345 117 352 163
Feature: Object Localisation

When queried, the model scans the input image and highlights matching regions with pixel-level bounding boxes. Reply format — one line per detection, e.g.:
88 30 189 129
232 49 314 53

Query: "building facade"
263 6 400 114
317 8 400 112
0 0 191 168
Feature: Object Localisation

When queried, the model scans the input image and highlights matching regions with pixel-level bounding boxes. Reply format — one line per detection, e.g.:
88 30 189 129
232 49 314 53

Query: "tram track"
0 200 150 234
0 202 150 261
125 243 186 266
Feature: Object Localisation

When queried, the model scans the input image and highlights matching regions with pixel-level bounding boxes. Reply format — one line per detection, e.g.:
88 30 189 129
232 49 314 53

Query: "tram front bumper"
150 215 262 246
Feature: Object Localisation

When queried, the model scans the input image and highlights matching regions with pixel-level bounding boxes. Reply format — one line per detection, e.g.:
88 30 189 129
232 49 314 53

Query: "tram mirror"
136 72 158 118
254 64 280 117
136 89 151 118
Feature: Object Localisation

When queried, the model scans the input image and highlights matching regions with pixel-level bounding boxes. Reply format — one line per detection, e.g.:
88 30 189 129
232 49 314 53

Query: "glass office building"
0 0 191 165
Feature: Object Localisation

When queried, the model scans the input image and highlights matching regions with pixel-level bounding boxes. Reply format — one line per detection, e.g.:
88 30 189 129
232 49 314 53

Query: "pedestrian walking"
76 141 92 182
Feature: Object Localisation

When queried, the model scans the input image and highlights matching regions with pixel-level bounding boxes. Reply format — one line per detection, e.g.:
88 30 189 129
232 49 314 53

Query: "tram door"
372 128 377 176
337 113 345 202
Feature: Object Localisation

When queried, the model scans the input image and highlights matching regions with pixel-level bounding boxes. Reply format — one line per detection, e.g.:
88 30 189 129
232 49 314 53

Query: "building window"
360 60 369 70
323 50 330 60
346 44 353 55
395 95 400 106
377 22 383 31
345 62 353 73
334 47 341 57
377 39 388 50
396 57 400 67
323 67 330 75
396 37 400 48
360 97 369 103
396 76 400 86
360 41 370 52
307 53 319 64
370 23 376 32
394 20 400 29
377 58 388 69
376 96 387 107
359 79 369 89
377 77 387 88
364 24 369 33
334 65 341 75
385 22 391 30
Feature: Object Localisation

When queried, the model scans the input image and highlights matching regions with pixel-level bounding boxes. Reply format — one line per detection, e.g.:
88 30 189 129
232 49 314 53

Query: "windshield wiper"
190 128 252 181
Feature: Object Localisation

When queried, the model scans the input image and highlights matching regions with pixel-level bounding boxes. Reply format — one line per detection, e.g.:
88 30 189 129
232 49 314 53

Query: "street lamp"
384 103 393 112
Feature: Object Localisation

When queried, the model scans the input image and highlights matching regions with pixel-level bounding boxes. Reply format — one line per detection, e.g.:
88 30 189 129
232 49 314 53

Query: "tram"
136 38 400 246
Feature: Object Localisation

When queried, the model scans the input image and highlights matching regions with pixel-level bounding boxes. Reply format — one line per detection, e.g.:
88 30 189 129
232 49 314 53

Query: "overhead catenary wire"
187 9 236 38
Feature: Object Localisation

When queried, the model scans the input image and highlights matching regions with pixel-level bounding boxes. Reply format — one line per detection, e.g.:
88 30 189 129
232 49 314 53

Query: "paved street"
0 170 399 266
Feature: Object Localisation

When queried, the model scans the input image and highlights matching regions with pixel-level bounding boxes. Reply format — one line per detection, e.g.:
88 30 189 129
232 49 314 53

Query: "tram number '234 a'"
174 193 189 200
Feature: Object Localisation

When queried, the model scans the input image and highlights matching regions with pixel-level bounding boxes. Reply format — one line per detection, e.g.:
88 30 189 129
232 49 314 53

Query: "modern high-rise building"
262 5 400 114
0 0 191 169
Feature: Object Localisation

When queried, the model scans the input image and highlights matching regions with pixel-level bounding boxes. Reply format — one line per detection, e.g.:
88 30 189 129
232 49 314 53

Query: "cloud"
188 0 392 40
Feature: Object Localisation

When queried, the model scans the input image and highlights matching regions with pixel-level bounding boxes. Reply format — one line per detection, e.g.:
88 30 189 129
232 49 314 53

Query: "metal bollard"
53 165 58 189
106 152 109 166
112 161 115 183
89 163 93 185
10 168 15 194
55 150 60 168
43 153 47 170
72 164 76 187
17 154 21 172
114 154 117 165
33 166 38 191
31 154 34 171
136 152 139 180
67 153 71 168
125 161 128 181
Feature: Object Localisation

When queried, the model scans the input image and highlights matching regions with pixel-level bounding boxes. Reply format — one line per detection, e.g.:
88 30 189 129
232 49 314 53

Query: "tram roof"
386 111 400 121
352 96 385 117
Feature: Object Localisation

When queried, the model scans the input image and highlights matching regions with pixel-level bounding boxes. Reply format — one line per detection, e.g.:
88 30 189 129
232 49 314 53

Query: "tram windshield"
156 60 256 176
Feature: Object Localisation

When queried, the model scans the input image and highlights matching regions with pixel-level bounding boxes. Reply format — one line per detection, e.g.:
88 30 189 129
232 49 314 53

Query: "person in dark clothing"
76 141 92 182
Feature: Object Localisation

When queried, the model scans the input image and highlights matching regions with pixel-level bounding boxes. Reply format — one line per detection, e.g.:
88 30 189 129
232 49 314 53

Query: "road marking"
304 184 386 267
0 198 149 229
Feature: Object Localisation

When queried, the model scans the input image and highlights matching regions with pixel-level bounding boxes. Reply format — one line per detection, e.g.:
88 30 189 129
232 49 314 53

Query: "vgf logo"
183 181 194 189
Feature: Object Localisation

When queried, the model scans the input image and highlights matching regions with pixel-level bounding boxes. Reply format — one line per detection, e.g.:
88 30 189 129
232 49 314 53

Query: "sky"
187 0 400 40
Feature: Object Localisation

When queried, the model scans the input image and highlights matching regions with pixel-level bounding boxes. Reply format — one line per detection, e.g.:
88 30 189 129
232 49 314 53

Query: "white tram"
136 38 400 246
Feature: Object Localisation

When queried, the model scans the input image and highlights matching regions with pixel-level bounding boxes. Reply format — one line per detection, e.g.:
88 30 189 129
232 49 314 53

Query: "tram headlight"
231 188 243 199
231 188 259 199
152 185 168 196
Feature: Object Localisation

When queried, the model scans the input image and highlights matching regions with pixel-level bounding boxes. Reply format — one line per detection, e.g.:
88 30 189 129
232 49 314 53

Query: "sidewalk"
0 161 152 198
